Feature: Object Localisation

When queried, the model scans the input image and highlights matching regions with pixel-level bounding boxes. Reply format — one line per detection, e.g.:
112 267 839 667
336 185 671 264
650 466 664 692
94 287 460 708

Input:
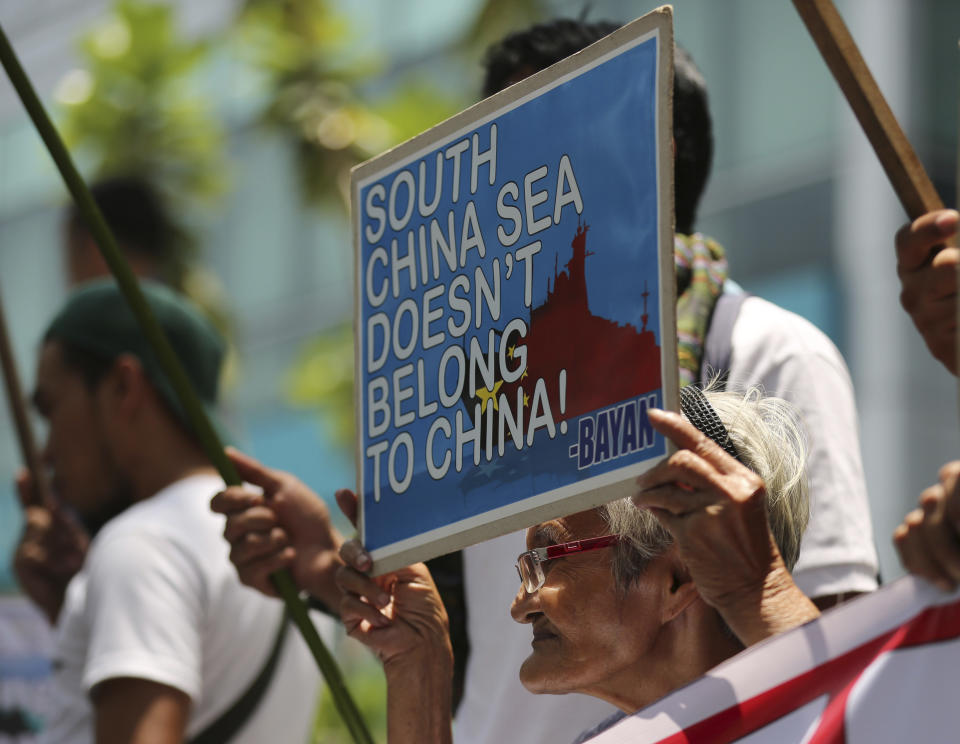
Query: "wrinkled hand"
13 469 89 624
210 448 344 609
334 490 452 673
894 461 960 592
896 209 960 374
635 409 781 609
634 409 818 645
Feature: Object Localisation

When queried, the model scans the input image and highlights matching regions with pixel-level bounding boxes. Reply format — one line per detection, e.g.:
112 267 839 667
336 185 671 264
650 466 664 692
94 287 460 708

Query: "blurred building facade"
0 0 957 602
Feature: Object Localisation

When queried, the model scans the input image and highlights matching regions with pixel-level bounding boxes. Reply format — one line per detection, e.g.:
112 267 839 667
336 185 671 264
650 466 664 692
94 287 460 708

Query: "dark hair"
68 176 172 259
67 175 191 287
482 19 621 98
482 19 713 235
672 46 713 236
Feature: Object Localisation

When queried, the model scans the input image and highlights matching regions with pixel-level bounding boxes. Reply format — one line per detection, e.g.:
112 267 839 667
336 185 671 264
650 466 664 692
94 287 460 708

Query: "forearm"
384 648 453 744
94 678 189 744
718 565 820 647
20 578 66 626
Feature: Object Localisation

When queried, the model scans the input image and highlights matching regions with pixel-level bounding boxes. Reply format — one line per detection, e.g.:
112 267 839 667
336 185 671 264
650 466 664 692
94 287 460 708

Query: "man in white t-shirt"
13 281 331 743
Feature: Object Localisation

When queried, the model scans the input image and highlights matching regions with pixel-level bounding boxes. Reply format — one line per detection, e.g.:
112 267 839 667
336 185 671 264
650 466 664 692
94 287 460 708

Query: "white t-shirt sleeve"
81 530 205 699
728 297 879 598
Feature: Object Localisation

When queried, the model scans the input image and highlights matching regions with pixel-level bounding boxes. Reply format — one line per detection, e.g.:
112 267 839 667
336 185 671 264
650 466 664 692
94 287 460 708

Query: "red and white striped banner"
589 576 960 743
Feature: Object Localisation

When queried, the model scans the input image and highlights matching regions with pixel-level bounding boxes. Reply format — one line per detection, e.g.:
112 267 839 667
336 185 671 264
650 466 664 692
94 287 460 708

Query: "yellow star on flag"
475 380 503 413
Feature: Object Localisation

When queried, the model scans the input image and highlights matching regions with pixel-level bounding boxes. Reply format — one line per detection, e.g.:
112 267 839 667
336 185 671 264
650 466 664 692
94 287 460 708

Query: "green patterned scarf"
675 233 728 386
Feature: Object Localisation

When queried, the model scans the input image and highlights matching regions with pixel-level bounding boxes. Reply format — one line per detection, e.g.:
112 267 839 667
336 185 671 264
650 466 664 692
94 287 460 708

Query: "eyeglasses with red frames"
515 535 620 594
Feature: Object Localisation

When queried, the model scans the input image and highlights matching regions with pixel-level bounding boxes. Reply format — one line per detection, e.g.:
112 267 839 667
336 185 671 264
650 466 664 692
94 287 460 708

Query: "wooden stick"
792 0 944 219
0 286 51 507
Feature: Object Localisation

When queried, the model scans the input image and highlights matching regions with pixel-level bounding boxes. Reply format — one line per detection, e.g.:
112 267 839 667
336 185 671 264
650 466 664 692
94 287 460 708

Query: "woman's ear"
660 549 701 624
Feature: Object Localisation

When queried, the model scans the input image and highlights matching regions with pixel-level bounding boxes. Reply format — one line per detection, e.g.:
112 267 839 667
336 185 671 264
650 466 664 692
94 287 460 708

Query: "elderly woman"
334 387 819 743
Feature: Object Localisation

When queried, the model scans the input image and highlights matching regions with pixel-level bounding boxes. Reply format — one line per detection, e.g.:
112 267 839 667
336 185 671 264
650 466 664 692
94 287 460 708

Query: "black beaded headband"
679 385 743 463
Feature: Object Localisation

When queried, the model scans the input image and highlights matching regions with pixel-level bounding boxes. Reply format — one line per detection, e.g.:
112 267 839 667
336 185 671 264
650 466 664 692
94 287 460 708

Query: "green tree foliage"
455 0 548 68
237 0 464 207
55 0 230 314
57 0 227 203
286 322 356 451
237 0 376 205
280 0 552 454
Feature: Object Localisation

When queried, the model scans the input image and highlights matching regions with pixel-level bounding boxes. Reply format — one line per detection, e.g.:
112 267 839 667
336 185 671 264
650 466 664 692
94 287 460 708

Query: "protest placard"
352 8 677 572
587 576 960 743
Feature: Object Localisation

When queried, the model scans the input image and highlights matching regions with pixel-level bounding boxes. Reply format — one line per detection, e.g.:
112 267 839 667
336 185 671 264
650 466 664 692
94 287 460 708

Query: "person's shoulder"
735 296 831 341
731 295 846 368
725 295 860 429
147 472 226 521
83 475 229 610
91 473 226 557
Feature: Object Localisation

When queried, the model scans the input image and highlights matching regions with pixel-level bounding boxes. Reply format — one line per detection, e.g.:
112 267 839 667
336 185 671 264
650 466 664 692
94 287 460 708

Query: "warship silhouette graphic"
472 219 661 425
456 219 661 492
522 219 661 418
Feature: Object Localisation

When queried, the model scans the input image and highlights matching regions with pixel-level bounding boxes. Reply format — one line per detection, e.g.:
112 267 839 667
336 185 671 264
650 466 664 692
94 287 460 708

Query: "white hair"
600 385 809 592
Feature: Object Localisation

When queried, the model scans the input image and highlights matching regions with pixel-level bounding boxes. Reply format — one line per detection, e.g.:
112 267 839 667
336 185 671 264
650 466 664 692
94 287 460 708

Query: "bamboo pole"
0 23 372 744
